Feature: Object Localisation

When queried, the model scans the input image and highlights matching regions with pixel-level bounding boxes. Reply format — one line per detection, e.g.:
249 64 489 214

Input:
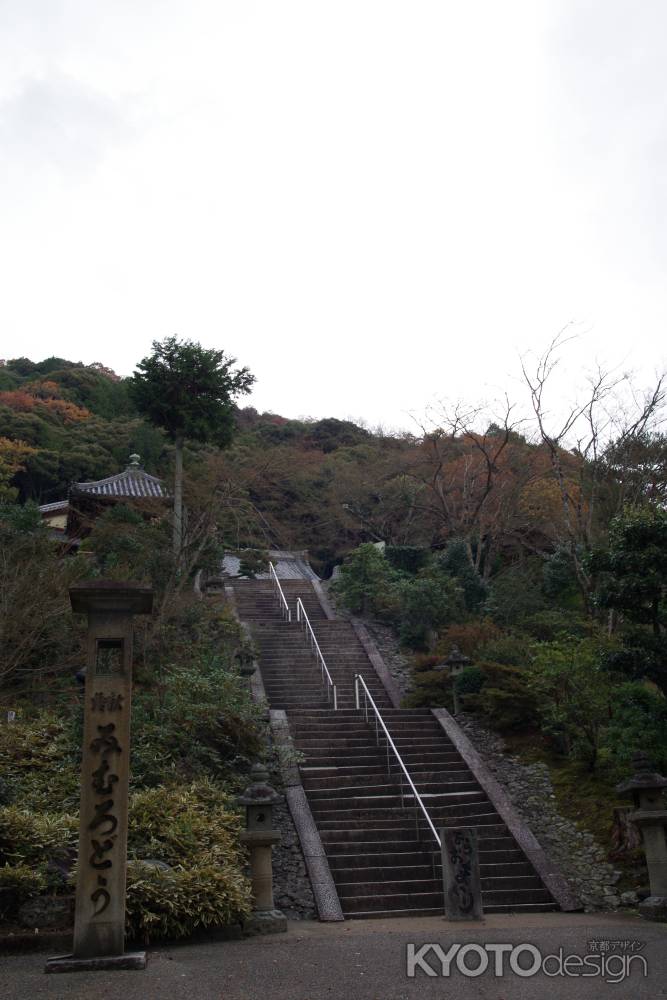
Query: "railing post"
355 675 360 710
333 685 337 711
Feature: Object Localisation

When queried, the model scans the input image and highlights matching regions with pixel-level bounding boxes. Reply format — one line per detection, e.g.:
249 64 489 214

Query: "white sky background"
0 0 665 431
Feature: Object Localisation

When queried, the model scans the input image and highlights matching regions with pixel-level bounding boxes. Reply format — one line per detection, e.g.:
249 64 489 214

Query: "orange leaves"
0 436 38 500
0 381 91 423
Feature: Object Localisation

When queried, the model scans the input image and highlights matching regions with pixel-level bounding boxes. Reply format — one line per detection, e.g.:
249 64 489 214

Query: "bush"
477 634 532 667
332 544 401 618
437 621 503 658
0 711 81 812
125 859 251 944
402 669 451 709
385 545 430 574
487 562 546 623
475 662 537 730
438 540 488 611
528 639 617 769
0 805 77 866
131 648 262 788
412 654 441 672
237 548 269 578
0 862 47 899
519 609 590 642
128 780 243 867
454 666 486 696
125 779 251 943
397 569 463 649
602 682 667 780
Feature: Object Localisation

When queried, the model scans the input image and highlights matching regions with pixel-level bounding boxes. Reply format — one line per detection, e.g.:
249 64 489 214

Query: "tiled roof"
222 549 319 580
70 455 167 499
39 500 70 513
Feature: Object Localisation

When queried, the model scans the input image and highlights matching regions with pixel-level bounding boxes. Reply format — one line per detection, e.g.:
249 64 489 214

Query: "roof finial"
128 454 141 468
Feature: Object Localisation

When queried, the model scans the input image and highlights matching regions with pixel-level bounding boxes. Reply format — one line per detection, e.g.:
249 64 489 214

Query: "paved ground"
2 913 666 1000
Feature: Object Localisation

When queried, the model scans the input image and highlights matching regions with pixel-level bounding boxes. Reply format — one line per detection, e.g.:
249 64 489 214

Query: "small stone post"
441 826 483 920
616 751 667 921
238 763 286 934
46 581 153 974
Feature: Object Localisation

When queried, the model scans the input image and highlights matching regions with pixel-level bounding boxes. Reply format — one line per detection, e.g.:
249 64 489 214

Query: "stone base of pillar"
45 952 147 974
638 896 667 922
242 909 287 935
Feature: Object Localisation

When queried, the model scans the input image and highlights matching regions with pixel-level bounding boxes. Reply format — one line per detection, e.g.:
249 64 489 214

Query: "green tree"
397 566 463 649
528 639 616 770
332 543 401 617
438 538 488 611
129 337 254 555
592 505 667 636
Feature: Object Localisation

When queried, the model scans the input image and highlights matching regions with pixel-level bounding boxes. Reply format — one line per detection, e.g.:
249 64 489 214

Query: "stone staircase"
232 580 390 711
231 577 558 918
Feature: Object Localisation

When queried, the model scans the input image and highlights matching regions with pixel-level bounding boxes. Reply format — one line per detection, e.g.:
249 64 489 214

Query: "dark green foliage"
602 627 667 694
454 666 486 696
528 640 616 769
601 682 667 779
591 505 667 694
476 634 532 667
45 367 134 419
6 357 76 377
333 543 463 649
0 503 89 686
308 417 370 453
129 336 255 447
332 543 401 617
487 561 546 622
403 669 451 709
397 567 463 649
592 505 667 634
474 662 537 730
82 504 175 593
438 539 488 611
518 609 590 642
385 545 430 574
237 549 269 578
0 369 20 390
542 546 579 600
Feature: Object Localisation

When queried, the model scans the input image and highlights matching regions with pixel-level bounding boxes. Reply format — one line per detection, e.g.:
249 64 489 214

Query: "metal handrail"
354 673 441 848
268 561 291 622
295 597 337 710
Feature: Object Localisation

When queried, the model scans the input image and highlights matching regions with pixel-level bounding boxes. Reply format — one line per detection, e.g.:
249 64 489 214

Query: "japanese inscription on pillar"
441 826 483 920
69 582 152 961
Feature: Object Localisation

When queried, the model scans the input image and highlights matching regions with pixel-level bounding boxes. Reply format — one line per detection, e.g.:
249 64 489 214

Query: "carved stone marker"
441 826 483 921
46 581 153 974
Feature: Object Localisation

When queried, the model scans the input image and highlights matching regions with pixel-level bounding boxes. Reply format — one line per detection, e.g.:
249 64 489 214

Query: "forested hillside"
1 349 666 928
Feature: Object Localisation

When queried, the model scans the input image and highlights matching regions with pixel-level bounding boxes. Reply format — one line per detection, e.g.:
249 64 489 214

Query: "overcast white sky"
0 0 665 429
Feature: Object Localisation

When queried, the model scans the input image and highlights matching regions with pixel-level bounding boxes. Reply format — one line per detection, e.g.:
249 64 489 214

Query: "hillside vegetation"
1 347 666 921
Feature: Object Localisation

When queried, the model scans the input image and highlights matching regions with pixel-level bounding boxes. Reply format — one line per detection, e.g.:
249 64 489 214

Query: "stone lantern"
616 751 667 921
238 763 286 934
442 645 471 715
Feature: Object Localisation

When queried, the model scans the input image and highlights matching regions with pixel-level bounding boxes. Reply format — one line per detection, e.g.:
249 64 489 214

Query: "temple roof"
70 454 167 500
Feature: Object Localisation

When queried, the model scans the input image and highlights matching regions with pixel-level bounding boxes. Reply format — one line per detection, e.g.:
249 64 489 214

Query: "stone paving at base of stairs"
3 912 666 1000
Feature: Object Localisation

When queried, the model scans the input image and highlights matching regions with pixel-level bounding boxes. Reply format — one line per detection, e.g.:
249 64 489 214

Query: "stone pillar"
616 751 667 921
46 581 153 974
238 764 286 934
441 826 483 920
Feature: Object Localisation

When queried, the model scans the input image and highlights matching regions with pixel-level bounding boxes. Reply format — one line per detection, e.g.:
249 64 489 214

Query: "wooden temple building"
39 454 167 544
